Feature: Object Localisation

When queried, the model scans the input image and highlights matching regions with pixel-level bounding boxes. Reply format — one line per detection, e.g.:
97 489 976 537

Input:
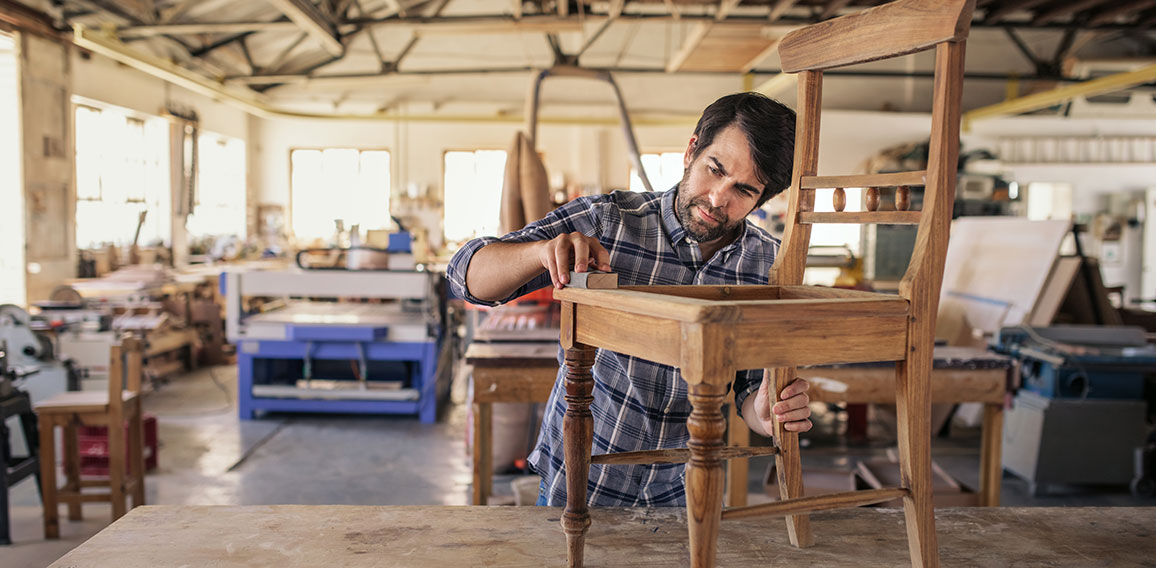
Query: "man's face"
675 124 763 244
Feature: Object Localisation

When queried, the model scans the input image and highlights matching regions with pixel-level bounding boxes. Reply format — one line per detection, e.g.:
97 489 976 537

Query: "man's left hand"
743 377 812 438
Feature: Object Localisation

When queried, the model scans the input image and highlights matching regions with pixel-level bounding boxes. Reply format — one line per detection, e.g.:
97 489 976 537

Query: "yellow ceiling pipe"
963 63 1156 131
71 24 699 126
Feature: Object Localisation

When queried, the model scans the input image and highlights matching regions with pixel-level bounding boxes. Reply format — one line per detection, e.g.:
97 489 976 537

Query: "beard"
675 172 739 243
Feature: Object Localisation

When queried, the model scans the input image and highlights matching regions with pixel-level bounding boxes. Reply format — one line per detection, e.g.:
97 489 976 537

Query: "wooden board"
51 506 1156 567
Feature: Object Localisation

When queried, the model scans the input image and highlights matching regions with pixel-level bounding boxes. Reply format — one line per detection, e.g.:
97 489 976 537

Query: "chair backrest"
769 0 974 319
108 334 144 416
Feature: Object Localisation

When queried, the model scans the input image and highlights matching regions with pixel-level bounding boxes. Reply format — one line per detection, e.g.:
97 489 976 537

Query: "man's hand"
538 232 612 288
742 376 812 438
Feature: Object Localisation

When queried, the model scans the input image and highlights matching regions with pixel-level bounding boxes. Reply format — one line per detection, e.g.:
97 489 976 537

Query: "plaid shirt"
447 188 779 507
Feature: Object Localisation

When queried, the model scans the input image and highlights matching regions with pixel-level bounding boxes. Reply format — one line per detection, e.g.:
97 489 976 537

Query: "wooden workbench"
50 505 1155 566
466 341 558 505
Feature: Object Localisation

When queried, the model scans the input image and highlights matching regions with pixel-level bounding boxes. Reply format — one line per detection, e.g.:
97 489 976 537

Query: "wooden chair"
552 0 973 566
36 336 146 538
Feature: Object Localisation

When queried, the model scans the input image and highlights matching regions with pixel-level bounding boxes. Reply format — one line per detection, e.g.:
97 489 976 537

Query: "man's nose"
708 183 727 209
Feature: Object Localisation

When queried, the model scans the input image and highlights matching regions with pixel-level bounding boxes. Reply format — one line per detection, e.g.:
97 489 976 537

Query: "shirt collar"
661 186 750 254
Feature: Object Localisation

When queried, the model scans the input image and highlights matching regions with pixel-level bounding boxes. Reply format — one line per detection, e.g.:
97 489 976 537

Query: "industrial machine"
0 305 76 403
224 268 449 423
994 325 1155 496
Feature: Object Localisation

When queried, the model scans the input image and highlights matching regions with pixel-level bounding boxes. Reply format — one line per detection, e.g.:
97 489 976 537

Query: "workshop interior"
1 0 1156 566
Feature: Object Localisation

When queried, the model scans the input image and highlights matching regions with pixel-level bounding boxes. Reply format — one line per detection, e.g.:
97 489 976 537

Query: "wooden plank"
721 488 909 520
799 367 1006 404
801 171 926 189
778 0 973 73
555 287 717 323
566 270 618 289
471 367 556 404
591 445 779 466
767 69 821 287
730 298 910 321
571 304 684 367
731 315 908 369
800 211 922 225
620 285 781 301
726 402 750 508
464 342 558 367
778 285 899 300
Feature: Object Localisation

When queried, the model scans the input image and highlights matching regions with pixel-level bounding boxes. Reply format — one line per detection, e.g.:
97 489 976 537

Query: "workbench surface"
50 505 1154 567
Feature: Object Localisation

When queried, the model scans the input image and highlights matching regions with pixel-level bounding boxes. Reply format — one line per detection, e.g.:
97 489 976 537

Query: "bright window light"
0 33 23 306
187 133 247 238
629 152 684 192
290 148 391 243
74 104 170 249
443 149 507 243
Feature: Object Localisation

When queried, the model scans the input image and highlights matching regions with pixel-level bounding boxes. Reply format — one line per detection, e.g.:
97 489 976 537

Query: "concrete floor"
3 363 1151 567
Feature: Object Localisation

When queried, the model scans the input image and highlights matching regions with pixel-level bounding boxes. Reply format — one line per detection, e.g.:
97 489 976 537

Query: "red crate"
77 414 158 477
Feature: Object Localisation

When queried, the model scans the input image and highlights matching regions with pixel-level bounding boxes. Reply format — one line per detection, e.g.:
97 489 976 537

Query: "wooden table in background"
726 346 1013 508
51 505 1155 567
466 341 559 505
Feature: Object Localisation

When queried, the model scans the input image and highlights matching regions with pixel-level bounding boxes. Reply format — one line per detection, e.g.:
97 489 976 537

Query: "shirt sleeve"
446 195 604 307
733 369 764 420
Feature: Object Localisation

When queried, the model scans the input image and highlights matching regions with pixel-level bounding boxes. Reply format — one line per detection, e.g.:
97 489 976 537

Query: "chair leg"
686 382 728 568
895 349 940 568
108 416 127 521
561 343 595 568
63 423 82 521
130 404 146 508
39 415 59 539
771 367 813 547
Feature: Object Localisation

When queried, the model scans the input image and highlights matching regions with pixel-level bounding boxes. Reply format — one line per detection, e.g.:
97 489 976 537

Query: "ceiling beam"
1088 0 1156 26
963 62 1156 128
716 0 741 21
818 0 852 21
266 0 344 57
767 0 796 23
1032 0 1113 25
119 21 299 36
268 31 310 72
740 37 781 73
984 0 1052 24
751 71 796 97
665 21 711 72
609 0 624 19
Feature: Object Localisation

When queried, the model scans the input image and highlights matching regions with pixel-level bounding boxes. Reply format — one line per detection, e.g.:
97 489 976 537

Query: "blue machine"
993 325 1156 399
224 269 448 423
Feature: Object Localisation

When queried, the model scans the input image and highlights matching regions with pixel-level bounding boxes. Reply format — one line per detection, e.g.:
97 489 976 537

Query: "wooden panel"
730 298 909 322
721 488 909 520
799 367 1005 404
555 287 718 323
731 315 908 369
675 24 779 73
778 286 900 300
799 211 921 225
801 171 926 189
572 304 683 367
778 0 974 73
464 342 558 367
471 367 556 404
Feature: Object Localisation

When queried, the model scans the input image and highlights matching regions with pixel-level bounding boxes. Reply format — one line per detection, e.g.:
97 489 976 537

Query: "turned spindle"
832 188 846 212
865 187 880 212
896 185 911 211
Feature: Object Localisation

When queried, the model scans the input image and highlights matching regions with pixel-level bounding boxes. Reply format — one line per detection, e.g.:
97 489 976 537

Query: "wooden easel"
553 1 973 566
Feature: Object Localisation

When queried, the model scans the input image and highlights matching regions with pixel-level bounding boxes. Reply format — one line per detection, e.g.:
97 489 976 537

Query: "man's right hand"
538 232 612 288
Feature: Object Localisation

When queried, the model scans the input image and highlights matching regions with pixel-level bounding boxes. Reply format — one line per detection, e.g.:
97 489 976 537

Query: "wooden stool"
35 336 146 539
554 1 974 566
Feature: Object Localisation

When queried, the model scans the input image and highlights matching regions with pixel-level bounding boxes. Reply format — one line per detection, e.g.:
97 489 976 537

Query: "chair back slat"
779 0 974 73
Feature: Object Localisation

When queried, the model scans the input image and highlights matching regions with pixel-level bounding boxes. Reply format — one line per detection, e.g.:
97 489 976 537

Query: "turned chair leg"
771 367 813 547
561 343 595 568
685 382 728 568
895 347 940 568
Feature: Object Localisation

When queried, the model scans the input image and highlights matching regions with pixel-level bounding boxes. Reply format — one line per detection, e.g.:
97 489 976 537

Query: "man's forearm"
464 241 547 302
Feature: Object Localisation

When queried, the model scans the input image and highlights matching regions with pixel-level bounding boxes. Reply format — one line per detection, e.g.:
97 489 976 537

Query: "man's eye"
708 166 720 175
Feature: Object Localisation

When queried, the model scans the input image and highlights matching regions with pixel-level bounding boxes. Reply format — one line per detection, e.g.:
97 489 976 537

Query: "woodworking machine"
224 268 449 423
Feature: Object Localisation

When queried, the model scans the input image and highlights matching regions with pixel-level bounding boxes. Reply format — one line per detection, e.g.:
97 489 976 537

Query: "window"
290 148 391 243
629 152 684 192
443 149 507 243
804 187 864 285
186 133 246 238
74 103 170 249
0 33 22 305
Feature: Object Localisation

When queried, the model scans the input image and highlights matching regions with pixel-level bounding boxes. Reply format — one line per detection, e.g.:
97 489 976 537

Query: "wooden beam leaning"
721 488 910 520
591 446 780 466
267 0 344 56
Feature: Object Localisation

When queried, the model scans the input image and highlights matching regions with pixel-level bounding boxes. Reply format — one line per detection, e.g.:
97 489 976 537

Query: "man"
447 92 812 507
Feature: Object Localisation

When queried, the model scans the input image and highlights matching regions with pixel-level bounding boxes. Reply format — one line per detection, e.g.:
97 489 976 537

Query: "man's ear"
683 136 698 169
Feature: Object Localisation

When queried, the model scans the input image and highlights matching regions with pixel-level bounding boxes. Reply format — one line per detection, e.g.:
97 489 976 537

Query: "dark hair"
691 92 796 207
